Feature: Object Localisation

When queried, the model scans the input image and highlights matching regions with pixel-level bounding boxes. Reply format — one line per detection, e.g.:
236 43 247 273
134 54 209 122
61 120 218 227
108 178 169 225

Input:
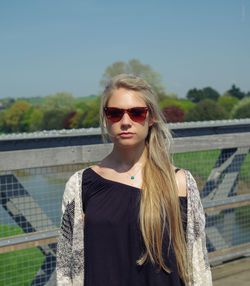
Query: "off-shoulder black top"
82 167 187 286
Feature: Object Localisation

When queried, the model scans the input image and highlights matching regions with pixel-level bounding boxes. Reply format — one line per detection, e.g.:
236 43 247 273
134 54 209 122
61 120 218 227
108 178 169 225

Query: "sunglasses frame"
104 106 149 123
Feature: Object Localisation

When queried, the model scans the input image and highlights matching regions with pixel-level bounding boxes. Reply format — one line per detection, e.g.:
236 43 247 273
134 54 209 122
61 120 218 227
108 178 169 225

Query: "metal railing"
0 119 250 285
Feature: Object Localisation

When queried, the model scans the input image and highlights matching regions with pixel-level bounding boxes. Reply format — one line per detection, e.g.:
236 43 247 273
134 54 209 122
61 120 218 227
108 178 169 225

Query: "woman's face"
105 87 153 149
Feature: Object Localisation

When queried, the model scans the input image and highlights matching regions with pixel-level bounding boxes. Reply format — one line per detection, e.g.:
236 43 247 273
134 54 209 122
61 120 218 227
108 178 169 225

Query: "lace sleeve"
185 170 213 286
56 170 85 285
56 174 78 285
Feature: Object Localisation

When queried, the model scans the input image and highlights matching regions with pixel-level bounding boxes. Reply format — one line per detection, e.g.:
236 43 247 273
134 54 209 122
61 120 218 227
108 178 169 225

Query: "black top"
82 168 187 286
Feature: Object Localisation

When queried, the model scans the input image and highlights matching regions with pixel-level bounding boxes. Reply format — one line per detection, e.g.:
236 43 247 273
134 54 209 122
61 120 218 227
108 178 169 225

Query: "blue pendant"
131 176 135 179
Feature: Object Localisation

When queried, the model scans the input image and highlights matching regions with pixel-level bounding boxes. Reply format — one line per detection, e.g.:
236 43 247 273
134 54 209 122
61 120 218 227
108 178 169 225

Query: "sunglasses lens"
129 108 148 122
105 108 124 122
104 107 148 122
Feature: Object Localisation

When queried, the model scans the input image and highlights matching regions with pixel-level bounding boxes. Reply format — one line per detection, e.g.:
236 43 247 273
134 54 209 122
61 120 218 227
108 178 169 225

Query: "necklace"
127 165 142 180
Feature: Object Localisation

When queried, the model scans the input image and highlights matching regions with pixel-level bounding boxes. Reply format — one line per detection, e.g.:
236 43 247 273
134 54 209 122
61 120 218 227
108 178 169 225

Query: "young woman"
56 74 212 285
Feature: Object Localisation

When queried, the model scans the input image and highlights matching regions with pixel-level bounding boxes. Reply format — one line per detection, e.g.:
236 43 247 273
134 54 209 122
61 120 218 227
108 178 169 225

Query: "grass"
0 247 44 286
0 224 44 285
173 150 221 179
0 223 24 238
235 205 250 230
19 97 45 105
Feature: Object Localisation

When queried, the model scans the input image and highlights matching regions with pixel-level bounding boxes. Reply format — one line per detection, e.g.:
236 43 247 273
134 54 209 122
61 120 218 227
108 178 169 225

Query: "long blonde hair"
100 74 190 284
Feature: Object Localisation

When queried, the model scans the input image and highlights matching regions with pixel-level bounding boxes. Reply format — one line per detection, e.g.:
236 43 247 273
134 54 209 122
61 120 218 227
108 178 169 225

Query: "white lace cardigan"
56 169 213 285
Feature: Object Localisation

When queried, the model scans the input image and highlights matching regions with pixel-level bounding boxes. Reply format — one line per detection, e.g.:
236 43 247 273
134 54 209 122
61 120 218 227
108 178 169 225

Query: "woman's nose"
120 112 132 125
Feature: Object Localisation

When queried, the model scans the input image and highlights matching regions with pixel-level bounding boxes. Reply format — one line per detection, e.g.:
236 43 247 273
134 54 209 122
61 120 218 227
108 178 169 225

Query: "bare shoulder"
91 161 107 176
174 168 187 197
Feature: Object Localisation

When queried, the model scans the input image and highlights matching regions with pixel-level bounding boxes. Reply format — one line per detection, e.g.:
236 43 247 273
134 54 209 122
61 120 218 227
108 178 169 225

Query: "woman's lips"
119 132 134 138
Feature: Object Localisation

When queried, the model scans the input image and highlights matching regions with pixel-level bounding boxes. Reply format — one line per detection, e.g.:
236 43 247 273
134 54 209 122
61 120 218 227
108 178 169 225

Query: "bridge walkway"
212 257 250 286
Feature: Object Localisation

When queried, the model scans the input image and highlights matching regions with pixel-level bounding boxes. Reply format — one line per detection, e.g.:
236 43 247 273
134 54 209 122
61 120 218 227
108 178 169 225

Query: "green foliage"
75 95 99 103
217 93 239 114
159 98 180 108
5 101 30 132
177 100 196 113
45 92 74 109
70 97 101 128
0 111 6 133
41 108 70 130
100 59 166 95
19 97 45 105
159 98 195 114
0 98 15 109
184 99 228 121
158 93 178 103
20 107 34 132
231 97 250 119
73 101 89 112
29 109 44 131
186 88 204 103
82 106 99 127
69 110 85 129
227 84 245 100
166 93 178 100
202 87 220 101
187 87 220 103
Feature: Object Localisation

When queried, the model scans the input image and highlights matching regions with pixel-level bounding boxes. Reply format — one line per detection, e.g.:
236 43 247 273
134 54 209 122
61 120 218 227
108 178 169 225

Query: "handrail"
1 195 250 260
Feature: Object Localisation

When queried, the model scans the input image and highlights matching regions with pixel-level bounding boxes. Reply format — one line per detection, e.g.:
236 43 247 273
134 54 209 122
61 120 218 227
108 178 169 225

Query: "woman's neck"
108 143 147 171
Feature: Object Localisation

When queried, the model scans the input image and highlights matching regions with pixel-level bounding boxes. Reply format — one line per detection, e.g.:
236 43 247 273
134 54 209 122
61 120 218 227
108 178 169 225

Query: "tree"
186 87 220 103
0 111 6 133
231 97 250 119
20 107 34 132
29 109 44 131
100 59 166 95
0 98 15 110
227 84 245 100
69 110 85 129
63 111 77 129
186 88 204 103
217 93 239 114
5 101 30 132
45 92 75 109
41 109 69 130
202 87 220 101
159 98 195 114
162 106 184 123
184 99 228 122
81 97 100 128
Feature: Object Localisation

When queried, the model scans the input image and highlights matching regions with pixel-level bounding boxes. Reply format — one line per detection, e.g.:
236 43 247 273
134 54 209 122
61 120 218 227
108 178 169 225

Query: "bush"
41 109 69 130
159 99 195 114
162 106 184 123
184 99 228 122
0 111 6 133
217 93 239 114
63 111 77 129
29 109 44 131
231 97 250 119
4 101 30 132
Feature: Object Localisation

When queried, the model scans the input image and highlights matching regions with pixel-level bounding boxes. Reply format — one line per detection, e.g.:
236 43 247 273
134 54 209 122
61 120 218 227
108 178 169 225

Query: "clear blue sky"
1 0 249 99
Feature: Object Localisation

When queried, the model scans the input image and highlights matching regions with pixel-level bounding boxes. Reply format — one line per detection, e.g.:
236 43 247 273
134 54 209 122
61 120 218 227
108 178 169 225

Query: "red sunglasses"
104 107 148 123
